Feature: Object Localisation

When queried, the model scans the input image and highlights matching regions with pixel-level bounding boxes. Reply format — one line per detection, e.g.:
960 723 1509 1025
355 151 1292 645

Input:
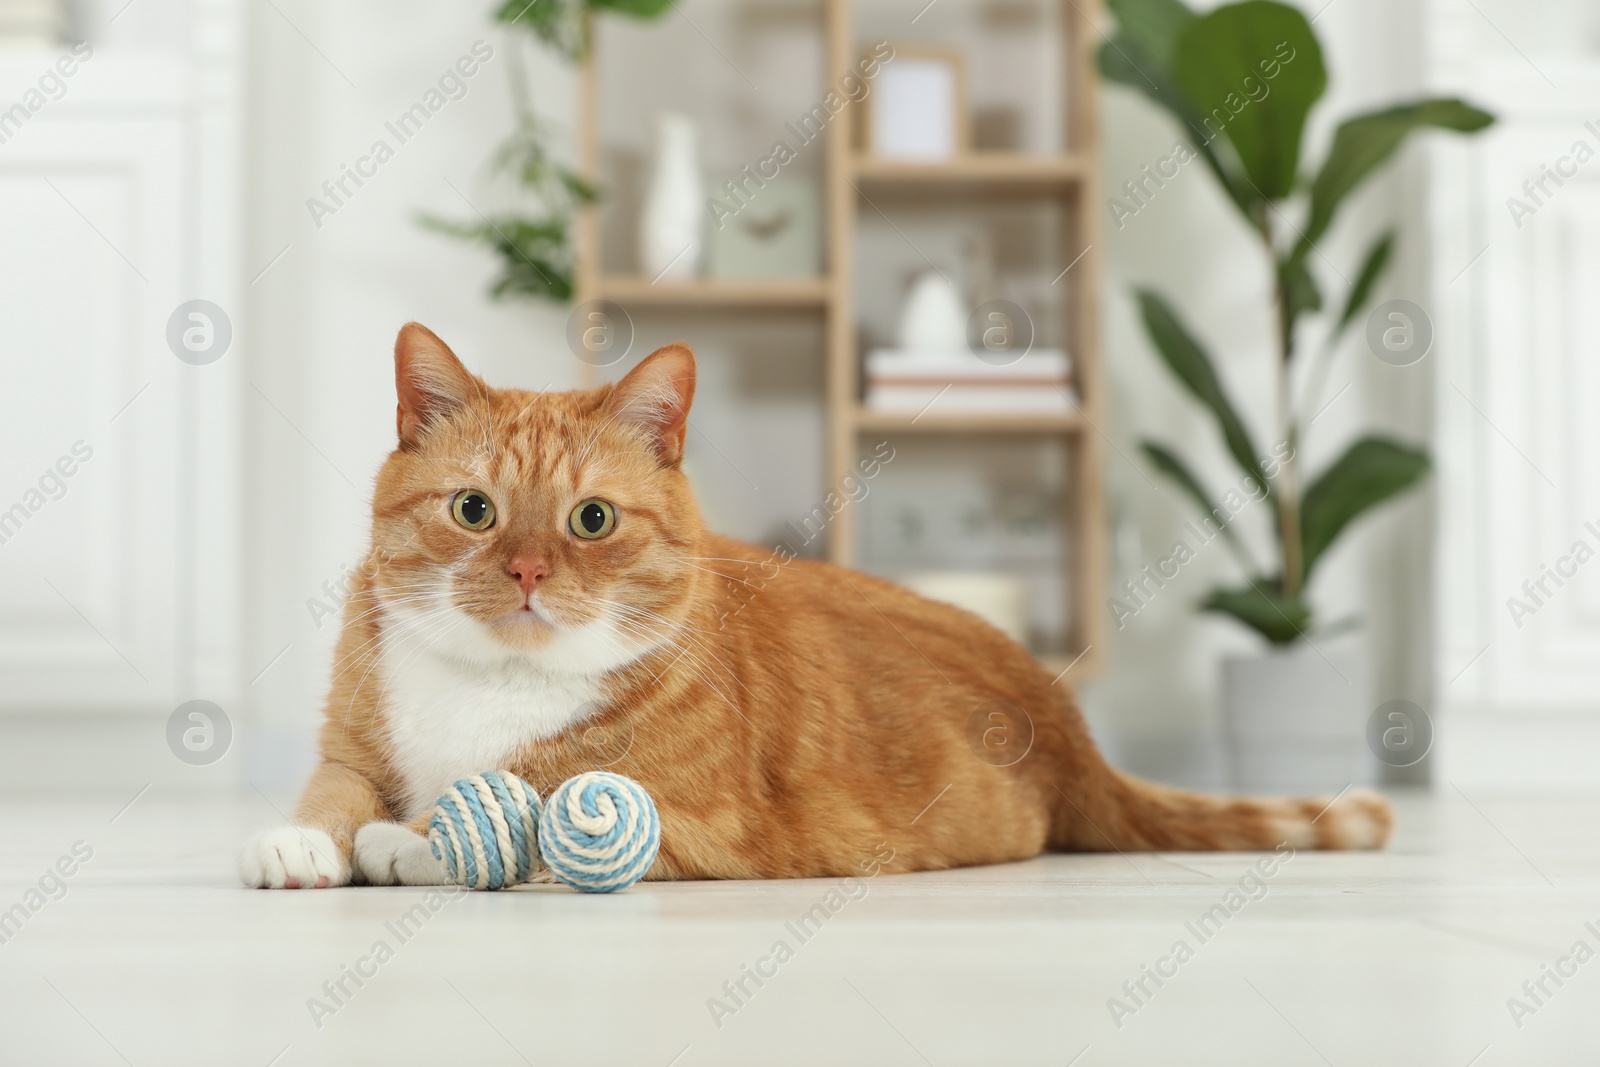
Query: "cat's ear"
393 322 481 447
605 343 697 466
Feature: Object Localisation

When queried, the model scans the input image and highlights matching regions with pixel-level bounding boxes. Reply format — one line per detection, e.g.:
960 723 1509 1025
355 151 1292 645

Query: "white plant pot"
1222 644 1373 791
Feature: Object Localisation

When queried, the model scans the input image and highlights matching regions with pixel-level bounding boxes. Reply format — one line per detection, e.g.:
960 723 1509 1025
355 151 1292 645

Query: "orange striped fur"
247 324 1391 889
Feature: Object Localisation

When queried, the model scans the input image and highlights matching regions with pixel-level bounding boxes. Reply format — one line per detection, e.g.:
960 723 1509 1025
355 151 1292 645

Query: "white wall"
243 0 579 786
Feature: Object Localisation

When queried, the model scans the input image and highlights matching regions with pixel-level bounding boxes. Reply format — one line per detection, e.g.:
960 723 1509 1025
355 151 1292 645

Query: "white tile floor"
0 787 1594 1066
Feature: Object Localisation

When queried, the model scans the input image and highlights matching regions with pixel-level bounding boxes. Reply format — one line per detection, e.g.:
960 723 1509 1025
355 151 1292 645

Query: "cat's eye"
569 498 616 540
451 490 496 531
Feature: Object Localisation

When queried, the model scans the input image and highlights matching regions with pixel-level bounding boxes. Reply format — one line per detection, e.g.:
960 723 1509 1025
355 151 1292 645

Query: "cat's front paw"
354 822 448 886
240 827 351 889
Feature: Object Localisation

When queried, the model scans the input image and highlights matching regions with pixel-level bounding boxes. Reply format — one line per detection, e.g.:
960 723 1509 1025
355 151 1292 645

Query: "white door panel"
1429 5 1600 782
0 117 189 709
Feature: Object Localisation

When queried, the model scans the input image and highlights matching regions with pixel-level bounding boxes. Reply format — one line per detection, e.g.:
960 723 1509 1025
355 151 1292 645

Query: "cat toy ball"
428 771 544 891
538 771 661 893
427 770 661 892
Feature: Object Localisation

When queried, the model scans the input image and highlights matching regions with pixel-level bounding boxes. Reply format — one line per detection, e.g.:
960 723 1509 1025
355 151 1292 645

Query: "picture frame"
862 45 970 161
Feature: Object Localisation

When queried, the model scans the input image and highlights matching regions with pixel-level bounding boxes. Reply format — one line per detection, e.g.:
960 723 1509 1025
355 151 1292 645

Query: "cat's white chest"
378 632 606 820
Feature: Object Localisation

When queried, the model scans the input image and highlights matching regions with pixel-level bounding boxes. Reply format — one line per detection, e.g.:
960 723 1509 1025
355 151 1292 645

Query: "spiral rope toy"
428 771 543 890
538 771 661 893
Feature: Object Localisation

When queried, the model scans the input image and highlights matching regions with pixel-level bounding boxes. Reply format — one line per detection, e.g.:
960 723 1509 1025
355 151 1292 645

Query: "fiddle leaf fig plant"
1100 0 1493 644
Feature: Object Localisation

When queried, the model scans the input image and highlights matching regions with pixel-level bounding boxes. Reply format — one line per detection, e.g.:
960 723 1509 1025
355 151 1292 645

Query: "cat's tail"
1050 768 1392 852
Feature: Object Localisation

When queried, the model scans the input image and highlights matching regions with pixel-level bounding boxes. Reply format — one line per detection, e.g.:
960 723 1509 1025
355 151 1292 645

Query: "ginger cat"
240 324 1391 889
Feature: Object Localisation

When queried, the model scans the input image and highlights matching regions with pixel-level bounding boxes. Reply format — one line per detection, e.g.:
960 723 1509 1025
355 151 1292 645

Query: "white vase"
896 271 968 352
639 112 704 281
1221 643 1374 791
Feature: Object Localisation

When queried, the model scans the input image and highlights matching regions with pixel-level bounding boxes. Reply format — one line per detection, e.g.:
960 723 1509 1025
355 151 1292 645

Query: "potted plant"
1098 0 1493 785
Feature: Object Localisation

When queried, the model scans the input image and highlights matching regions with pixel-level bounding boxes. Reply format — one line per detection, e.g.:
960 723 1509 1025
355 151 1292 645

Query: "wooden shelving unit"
590 277 832 309
575 0 1108 678
851 152 1088 192
853 409 1085 435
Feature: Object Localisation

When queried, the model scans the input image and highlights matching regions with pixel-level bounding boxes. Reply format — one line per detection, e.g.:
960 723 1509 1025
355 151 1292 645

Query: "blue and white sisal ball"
538 771 661 893
428 771 543 891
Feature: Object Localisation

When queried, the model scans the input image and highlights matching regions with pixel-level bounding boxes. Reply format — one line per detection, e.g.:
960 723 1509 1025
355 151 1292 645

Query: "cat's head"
366 323 704 672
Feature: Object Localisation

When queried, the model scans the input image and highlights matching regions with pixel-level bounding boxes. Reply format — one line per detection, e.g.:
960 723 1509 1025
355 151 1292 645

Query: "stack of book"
863 348 1074 415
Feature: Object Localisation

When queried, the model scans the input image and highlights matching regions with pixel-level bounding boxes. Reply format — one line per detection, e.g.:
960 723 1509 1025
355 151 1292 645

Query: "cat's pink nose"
508 555 549 595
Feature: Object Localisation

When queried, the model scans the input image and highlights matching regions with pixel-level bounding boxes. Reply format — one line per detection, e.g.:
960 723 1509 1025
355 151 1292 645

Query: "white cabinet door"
1429 19 1600 778
0 33 246 731
0 112 189 711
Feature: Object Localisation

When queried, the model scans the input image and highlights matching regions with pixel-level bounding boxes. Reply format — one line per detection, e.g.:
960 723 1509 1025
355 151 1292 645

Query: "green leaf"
1099 37 1257 217
1107 0 1194 70
419 214 575 303
497 0 586 58
1300 436 1430 579
1135 289 1269 497
1203 581 1311 644
1301 100 1493 252
497 0 672 56
590 0 674 16
1333 230 1395 340
1173 1 1325 201
1097 5 1261 220
1141 441 1257 570
1097 34 1180 115
559 170 601 203
1278 253 1322 353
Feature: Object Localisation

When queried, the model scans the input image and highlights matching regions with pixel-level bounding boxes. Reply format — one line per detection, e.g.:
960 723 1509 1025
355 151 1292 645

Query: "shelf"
589 277 831 309
578 0 1110 679
851 153 1087 193
853 408 1084 435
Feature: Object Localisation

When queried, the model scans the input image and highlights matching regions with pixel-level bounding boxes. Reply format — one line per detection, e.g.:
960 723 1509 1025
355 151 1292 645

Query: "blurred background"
0 0 1594 801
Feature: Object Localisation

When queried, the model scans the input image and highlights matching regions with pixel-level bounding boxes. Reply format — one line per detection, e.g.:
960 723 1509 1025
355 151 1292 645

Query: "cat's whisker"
352 611 475 734
604 599 749 690
353 620 467 737
673 651 750 724
673 561 760 587
593 601 701 663
333 572 459 633
603 608 732 673
594 608 689 669
342 598 465 711
338 585 451 620
596 600 752 718
333 596 458 670
342 609 453 705
364 611 472 713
